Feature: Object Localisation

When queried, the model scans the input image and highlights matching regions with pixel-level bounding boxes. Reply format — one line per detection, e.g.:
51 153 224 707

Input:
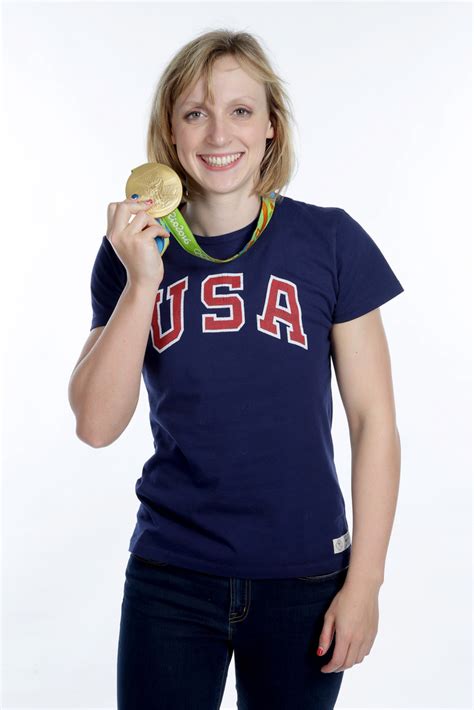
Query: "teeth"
201 152 242 166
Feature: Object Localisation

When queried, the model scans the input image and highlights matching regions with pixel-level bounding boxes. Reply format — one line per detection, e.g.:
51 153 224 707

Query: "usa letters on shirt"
152 273 308 353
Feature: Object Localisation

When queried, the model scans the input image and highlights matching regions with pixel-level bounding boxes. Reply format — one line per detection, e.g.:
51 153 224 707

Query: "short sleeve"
90 236 127 330
332 209 404 324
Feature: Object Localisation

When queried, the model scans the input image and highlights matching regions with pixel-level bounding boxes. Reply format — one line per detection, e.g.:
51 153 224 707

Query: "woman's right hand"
106 198 170 289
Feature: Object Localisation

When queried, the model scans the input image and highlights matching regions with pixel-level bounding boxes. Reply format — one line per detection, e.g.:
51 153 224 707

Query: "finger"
109 197 153 217
149 217 171 237
317 615 335 657
106 202 118 233
128 204 171 229
141 223 171 242
338 640 359 671
111 198 155 235
320 635 349 674
355 644 368 664
126 211 171 238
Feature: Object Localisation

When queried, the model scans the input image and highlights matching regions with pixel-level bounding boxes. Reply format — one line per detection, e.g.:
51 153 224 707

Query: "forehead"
176 58 266 108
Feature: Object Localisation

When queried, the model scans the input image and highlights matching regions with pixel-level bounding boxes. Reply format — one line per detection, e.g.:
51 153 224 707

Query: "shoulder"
281 197 377 249
279 194 343 222
278 195 345 244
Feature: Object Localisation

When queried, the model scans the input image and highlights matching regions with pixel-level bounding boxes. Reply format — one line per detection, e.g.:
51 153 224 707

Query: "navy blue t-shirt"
90 195 404 578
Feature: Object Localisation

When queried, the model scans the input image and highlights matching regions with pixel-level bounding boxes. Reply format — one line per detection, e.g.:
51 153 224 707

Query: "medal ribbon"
154 193 277 263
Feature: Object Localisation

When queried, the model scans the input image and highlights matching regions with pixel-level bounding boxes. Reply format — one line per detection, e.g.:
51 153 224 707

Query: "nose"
205 113 233 147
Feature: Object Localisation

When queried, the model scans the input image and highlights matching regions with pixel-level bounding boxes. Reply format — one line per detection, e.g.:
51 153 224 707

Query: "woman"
69 29 404 710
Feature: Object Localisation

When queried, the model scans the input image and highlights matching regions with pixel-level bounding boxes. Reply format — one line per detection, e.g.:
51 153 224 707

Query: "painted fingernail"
317 647 324 656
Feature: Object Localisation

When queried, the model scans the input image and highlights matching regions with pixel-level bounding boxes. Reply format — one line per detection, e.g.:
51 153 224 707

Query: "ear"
266 121 275 140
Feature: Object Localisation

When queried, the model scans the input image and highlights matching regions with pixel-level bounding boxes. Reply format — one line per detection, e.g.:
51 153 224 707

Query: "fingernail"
317 647 324 656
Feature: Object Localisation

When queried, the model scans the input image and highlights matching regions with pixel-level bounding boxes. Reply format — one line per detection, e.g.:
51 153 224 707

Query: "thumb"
316 614 335 656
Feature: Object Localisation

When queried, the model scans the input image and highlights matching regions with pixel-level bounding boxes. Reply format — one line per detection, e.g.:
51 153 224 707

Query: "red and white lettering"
150 276 189 353
150 273 308 351
202 273 245 332
256 275 308 349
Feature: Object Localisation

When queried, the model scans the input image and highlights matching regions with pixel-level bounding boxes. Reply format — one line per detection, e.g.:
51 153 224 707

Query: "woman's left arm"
317 307 401 673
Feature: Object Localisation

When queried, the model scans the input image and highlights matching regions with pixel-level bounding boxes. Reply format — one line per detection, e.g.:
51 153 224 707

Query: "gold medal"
125 163 183 218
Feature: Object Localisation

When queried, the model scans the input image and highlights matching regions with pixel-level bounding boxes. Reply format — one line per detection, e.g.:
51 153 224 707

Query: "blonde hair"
146 29 297 204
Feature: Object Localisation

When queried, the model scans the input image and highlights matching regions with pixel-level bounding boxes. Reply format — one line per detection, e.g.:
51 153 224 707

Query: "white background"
2 1 472 708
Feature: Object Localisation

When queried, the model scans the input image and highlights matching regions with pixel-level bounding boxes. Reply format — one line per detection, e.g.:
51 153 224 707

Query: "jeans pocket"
130 553 169 568
295 564 350 582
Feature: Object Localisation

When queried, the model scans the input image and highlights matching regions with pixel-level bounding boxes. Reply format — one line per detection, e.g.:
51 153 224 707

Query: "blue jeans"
117 552 350 709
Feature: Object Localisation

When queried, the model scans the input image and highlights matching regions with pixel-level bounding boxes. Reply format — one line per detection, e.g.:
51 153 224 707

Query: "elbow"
75 426 105 448
75 421 123 448
347 412 401 446
75 422 111 448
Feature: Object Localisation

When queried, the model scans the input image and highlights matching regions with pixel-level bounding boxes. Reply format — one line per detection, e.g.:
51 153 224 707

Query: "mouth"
198 152 244 171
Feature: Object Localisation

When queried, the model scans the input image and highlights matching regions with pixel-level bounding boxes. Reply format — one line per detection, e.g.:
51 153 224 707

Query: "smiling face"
170 55 274 200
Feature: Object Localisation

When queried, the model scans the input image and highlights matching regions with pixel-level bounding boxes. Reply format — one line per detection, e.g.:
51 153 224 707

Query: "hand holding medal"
125 162 277 263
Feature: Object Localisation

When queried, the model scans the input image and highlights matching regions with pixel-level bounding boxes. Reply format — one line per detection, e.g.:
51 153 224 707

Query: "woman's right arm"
68 280 159 447
68 195 170 447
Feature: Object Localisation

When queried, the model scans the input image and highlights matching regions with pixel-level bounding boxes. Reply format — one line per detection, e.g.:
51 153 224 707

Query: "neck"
181 192 262 237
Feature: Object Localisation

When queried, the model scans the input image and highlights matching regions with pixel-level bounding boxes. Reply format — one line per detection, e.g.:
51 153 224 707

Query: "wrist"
126 278 161 295
344 569 384 591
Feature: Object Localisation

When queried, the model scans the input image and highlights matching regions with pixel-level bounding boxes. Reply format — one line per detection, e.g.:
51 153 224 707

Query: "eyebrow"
181 95 257 108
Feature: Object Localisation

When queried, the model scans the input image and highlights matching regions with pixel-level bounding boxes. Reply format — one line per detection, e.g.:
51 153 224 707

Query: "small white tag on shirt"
332 531 351 554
